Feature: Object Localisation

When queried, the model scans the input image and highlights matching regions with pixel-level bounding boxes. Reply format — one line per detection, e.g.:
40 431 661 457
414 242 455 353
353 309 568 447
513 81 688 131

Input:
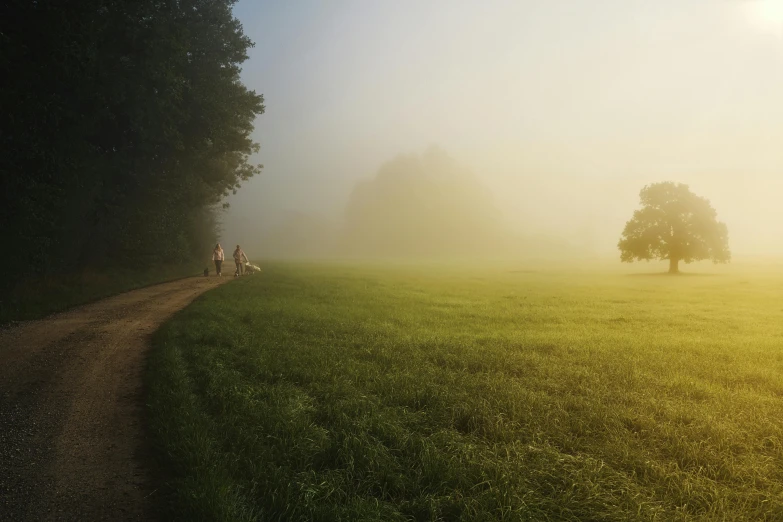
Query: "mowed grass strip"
146 263 783 521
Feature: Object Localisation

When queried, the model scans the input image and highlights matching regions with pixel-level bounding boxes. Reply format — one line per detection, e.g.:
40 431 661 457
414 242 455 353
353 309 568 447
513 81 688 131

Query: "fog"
222 0 783 261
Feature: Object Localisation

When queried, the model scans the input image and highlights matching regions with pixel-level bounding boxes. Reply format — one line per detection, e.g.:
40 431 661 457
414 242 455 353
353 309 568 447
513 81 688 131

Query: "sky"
223 0 783 257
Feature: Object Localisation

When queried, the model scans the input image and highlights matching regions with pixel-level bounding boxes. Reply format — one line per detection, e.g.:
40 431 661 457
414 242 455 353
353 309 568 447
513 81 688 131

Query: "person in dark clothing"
233 245 248 276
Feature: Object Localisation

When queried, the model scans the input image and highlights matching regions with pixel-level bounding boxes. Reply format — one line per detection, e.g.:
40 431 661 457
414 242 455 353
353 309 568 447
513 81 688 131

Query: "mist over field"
219 0 783 263
7 1 783 519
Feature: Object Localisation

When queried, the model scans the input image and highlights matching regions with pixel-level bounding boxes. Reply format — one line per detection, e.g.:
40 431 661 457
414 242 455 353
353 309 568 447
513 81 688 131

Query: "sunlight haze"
224 0 783 259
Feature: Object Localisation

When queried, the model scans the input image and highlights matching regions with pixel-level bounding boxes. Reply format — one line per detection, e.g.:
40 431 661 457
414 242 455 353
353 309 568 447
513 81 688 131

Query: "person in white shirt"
212 244 224 276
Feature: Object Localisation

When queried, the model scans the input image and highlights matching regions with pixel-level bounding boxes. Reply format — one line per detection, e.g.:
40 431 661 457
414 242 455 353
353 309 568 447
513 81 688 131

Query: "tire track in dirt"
0 275 230 521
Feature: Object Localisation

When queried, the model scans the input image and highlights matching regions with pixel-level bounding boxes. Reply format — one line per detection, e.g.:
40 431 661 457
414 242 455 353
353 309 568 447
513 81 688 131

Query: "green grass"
0 263 202 325
147 262 783 521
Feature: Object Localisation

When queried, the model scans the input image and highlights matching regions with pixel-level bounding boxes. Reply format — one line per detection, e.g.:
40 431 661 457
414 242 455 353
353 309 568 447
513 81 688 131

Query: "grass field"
146 262 783 521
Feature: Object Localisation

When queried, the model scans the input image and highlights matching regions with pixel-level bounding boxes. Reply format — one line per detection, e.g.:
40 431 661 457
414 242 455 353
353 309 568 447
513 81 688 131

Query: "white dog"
244 262 261 275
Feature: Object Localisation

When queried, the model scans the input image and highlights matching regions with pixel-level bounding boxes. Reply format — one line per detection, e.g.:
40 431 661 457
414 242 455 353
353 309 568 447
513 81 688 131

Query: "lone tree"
618 182 730 273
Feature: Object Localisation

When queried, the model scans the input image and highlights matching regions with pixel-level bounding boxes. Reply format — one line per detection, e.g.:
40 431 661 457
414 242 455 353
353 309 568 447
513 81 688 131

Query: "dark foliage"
0 0 263 290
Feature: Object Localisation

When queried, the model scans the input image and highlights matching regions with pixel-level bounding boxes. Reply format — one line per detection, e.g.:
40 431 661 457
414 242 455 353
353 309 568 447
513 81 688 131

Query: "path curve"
0 275 230 521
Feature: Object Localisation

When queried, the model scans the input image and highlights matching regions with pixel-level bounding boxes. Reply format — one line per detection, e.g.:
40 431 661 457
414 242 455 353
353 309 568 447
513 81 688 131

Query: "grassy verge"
147 263 783 521
0 263 202 324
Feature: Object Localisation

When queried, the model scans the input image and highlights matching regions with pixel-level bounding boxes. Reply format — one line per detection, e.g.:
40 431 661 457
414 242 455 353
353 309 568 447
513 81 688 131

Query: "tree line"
249 147 731 271
0 0 263 291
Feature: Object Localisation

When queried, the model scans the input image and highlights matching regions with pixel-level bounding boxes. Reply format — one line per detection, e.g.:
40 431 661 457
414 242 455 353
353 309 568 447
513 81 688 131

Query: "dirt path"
0 276 230 521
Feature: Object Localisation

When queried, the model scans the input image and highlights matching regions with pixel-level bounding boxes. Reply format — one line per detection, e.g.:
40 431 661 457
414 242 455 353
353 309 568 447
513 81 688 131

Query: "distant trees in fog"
257 147 579 260
342 148 510 258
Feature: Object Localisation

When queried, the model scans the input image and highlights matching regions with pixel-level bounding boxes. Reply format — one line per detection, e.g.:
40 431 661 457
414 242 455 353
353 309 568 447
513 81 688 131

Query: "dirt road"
0 276 229 521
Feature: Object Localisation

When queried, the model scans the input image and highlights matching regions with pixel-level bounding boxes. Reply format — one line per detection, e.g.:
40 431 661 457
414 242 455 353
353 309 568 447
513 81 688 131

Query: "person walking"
233 245 248 276
212 243 224 276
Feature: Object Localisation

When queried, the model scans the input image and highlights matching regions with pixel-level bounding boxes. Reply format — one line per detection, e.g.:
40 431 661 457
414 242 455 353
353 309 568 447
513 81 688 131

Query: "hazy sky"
225 0 782 256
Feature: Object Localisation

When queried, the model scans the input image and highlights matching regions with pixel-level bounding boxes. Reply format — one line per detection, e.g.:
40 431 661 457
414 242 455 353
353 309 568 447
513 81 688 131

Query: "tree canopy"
342 148 508 258
0 0 263 289
618 182 730 273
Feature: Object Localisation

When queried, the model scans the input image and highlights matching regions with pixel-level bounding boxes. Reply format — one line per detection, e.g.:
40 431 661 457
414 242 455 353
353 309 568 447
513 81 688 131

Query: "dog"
203 267 209 277
244 262 261 275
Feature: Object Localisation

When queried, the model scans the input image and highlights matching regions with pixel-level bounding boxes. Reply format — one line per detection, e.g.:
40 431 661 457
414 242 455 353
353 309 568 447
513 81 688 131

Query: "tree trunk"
669 258 679 274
